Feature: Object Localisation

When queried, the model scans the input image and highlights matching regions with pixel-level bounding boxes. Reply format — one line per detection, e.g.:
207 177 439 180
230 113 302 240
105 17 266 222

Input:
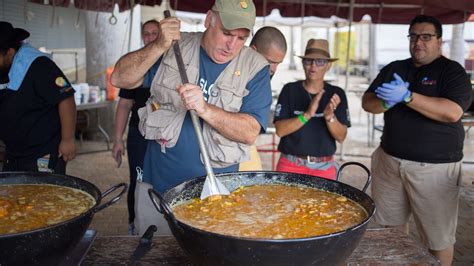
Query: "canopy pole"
127 0 135 52
289 26 297 70
263 0 267 25
340 0 355 161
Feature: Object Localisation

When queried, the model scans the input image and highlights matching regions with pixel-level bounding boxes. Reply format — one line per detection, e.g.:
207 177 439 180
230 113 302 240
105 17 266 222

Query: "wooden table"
83 228 439 265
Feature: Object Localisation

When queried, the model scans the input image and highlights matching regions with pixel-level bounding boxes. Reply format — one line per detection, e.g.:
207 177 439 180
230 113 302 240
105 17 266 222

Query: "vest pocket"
217 84 247 112
158 64 180 91
204 126 250 167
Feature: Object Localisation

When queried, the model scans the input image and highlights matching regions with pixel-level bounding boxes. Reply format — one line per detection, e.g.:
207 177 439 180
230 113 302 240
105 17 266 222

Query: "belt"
298 155 333 163
285 154 334 164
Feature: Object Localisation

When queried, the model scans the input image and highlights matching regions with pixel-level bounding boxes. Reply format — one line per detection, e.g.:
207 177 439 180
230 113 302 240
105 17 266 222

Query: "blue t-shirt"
118 59 160 127
143 47 271 193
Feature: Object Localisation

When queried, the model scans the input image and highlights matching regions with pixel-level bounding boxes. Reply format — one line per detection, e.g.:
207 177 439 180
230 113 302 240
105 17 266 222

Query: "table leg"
367 113 371 147
95 109 110 150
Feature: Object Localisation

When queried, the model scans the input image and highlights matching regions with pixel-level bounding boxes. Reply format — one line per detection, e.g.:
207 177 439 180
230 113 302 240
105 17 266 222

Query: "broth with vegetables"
0 184 96 234
173 184 367 239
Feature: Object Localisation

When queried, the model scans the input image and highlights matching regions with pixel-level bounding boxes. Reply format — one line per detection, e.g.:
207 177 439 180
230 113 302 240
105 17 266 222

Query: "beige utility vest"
138 32 268 168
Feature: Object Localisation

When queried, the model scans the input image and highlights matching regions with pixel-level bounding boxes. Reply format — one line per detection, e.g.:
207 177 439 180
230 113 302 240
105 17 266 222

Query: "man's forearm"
274 116 305 138
362 92 387 114
111 43 166 89
407 93 464 123
199 105 261 145
58 97 76 141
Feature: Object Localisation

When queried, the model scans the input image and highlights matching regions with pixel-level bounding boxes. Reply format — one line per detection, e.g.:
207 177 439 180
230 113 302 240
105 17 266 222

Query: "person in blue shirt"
111 0 271 194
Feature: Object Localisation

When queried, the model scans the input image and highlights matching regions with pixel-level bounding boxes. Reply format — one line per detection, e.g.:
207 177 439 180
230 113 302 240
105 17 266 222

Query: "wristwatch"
403 91 413 104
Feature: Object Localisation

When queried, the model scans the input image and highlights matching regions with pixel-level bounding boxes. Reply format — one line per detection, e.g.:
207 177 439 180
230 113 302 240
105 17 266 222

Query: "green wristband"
298 114 308 125
380 99 390 110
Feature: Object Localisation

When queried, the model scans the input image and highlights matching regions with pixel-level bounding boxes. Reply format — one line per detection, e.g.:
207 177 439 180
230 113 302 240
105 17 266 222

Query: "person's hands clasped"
155 16 181 50
59 138 76 162
323 93 341 122
375 73 411 107
304 90 325 119
177 83 208 115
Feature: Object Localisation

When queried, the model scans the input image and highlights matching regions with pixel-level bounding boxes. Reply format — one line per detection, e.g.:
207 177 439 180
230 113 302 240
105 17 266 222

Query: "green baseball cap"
212 0 256 31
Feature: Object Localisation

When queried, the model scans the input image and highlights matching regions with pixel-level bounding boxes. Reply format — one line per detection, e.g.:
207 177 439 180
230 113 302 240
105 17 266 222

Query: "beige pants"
371 146 461 250
239 145 263 171
134 181 172 236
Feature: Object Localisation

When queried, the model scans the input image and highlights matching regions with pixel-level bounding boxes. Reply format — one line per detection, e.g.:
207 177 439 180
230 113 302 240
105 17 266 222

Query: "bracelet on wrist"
326 115 335 123
380 99 390 110
298 114 308 125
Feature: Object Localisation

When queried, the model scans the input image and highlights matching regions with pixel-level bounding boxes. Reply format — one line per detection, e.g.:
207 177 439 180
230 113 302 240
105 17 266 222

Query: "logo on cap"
240 0 248 9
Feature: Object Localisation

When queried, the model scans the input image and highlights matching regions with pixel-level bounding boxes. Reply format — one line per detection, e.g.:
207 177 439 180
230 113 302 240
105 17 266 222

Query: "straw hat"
298 39 338 62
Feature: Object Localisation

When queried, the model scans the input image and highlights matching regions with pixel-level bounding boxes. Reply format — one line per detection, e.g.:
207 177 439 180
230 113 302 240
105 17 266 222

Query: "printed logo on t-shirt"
421 76 437 86
275 104 282 117
55 76 68 87
55 76 72 93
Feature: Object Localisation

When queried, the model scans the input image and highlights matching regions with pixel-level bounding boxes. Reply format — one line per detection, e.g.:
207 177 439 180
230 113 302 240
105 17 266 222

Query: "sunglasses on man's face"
302 58 329 67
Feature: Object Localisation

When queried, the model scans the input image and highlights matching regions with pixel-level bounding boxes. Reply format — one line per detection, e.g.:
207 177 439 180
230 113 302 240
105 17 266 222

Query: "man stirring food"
111 0 271 234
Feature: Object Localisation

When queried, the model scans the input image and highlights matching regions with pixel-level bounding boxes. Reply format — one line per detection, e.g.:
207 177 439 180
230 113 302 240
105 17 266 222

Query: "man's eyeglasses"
302 58 329 67
407 33 438 42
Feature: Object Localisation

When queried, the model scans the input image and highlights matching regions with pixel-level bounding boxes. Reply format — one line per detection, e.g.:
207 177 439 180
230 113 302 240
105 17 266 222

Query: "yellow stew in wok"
0 184 96 234
173 184 367 239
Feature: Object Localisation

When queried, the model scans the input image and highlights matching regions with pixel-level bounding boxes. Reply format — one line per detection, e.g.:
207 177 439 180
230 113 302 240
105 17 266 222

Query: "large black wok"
0 172 127 265
149 162 375 266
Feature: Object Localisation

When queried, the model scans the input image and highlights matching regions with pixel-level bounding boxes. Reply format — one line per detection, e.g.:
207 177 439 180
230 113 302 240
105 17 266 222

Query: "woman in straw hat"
273 39 351 180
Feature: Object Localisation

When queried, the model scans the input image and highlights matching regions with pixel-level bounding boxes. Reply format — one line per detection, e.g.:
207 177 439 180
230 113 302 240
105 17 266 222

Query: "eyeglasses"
302 58 329 67
407 33 438 42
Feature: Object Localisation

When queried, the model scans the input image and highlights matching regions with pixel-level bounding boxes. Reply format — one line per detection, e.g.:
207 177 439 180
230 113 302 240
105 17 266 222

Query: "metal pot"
0 171 127 265
149 162 375 266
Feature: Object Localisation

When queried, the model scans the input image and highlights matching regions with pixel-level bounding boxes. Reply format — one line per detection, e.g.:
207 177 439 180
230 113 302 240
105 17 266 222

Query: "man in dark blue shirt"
111 0 271 194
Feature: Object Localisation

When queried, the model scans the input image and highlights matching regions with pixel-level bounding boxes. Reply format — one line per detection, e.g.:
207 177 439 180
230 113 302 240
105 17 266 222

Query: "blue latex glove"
380 80 398 108
375 73 411 105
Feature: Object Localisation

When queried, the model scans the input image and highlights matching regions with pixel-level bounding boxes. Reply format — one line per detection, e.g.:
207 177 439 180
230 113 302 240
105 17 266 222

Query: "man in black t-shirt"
0 22 76 174
362 15 472 265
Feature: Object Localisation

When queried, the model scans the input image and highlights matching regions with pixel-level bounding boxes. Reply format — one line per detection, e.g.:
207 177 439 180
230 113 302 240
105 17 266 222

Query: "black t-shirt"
118 86 150 128
118 58 160 128
0 56 75 160
367 56 472 163
274 81 351 157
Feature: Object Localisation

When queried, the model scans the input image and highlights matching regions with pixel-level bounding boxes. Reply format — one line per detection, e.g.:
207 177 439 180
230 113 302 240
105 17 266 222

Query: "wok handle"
93 183 128 213
336 162 371 193
148 188 175 219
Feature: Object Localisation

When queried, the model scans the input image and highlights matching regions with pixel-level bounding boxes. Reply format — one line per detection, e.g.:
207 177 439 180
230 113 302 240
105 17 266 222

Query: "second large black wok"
149 162 376 266
0 172 127 265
